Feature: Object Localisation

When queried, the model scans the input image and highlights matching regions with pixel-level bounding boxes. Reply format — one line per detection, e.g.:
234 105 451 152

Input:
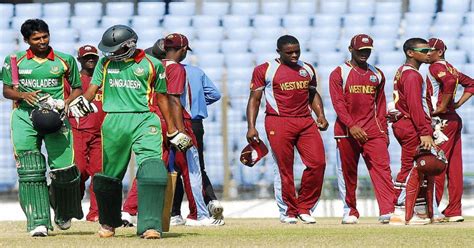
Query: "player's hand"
69 95 97 117
316 116 329 131
349 125 368 144
167 131 192 152
20 90 41 106
420 135 436 150
453 101 461 109
246 127 260 143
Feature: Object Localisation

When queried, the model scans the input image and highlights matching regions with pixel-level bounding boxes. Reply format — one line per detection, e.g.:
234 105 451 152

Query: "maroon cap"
77 45 99 58
350 34 374 50
164 33 192 51
240 140 269 167
428 38 447 52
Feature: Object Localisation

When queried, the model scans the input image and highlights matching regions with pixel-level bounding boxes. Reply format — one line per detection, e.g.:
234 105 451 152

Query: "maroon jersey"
393 64 432 136
69 73 105 131
329 62 387 138
163 59 192 119
250 59 317 117
427 60 474 114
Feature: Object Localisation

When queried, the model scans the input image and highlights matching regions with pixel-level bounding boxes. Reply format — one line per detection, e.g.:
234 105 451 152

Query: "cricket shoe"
141 229 161 239
208 200 224 220
280 216 298 224
56 219 71 230
378 213 392 224
432 214 446 223
30 225 48 237
341 215 358 224
298 214 316 224
170 215 186 226
121 211 135 227
407 215 431 225
389 213 405 226
98 224 115 238
185 217 225 226
445 216 464 222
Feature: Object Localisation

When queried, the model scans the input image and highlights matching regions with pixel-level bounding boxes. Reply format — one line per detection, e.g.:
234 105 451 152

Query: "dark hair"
277 35 299 50
402 38 428 55
21 19 49 40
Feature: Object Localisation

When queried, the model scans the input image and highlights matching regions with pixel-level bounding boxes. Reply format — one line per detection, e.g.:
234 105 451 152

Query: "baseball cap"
240 140 269 167
428 38 447 52
350 34 374 50
77 45 99 58
164 33 192 51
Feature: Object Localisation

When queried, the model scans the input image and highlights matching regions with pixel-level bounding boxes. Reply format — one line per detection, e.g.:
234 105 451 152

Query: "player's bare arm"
64 87 83 111
168 94 186 133
454 91 473 109
156 92 178 134
3 84 41 106
309 88 328 131
83 84 99 102
246 90 262 143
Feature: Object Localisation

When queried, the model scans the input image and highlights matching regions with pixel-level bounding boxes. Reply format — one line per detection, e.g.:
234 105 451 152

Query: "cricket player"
246 35 328 224
426 38 474 222
2 19 83 237
161 33 223 226
70 45 103 222
69 25 188 239
388 38 436 225
329 34 395 224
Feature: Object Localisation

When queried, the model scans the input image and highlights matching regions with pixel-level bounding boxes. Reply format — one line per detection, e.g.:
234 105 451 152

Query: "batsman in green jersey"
1 19 84 237
69 25 191 239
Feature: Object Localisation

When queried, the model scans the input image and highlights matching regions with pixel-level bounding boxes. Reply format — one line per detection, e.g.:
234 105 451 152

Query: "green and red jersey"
1 48 81 109
91 50 166 113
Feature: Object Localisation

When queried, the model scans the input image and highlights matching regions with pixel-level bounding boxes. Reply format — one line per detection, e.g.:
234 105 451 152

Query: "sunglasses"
410 47 432 54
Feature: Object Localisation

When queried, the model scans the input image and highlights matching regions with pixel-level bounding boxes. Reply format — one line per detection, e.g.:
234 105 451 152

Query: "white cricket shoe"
378 213 392 224
446 216 464 222
121 211 135 227
185 217 225 226
30 225 48 237
56 219 71 230
341 215 358 224
208 200 224 220
407 215 431 225
170 215 186 226
389 208 405 226
280 216 298 224
432 214 446 223
298 214 316 224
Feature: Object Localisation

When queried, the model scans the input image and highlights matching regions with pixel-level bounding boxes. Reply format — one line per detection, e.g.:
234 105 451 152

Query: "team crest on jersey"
299 69 308 77
50 66 60 75
149 126 158 135
133 66 145 77
107 69 120 74
3 63 10 70
437 71 446 78
369 75 377 82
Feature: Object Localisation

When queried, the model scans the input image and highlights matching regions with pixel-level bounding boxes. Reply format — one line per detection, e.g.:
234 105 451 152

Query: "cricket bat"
162 150 178 232
10 54 19 109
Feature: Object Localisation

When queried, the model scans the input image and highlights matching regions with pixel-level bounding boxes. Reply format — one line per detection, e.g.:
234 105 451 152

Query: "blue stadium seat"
11 16 33 31
43 17 70 29
222 15 251 28
131 16 160 29
256 52 278 65
227 67 253 82
15 3 42 17
196 53 224 67
375 1 402 14
372 39 396 51
313 14 342 28
282 15 311 28
409 0 437 13
466 12 474 24
370 25 399 40
311 27 340 40
43 2 71 18
162 15 192 29
254 27 284 40
196 27 225 41
50 28 77 43
434 13 464 27
221 40 249 54
224 53 255 67
286 27 312 43
0 4 14 18
79 28 106 44
320 0 347 15
402 26 430 40
377 51 404 65
71 16 99 29
262 1 288 15
462 64 474 77
316 52 346 66
100 16 131 28
164 27 195 40
309 39 338 53
404 12 434 26
289 1 316 15
51 42 77 56
445 50 467 67
168 2 196 16
0 18 10 30
461 24 474 37
200 67 224 82
250 39 277 53
0 43 17 58
135 28 164 44
74 2 102 17
231 1 258 16
343 14 373 27
349 0 375 14
341 26 371 41
192 40 221 54
431 25 460 39
105 2 134 17
226 27 254 41
442 0 470 13
253 15 281 28
202 2 229 16
0 30 17 43
192 15 220 28
137 2 165 16
374 13 402 26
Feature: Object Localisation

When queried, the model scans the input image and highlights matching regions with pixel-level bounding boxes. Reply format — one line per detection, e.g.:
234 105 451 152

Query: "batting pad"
93 173 123 228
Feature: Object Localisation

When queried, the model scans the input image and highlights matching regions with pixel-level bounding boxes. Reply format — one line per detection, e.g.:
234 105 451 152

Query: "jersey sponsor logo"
107 68 120 74
299 69 308 77
369 75 377 82
109 79 141 89
348 85 376 94
49 66 60 75
20 78 59 88
133 66 145 77
279 80 309 91
19 69 32 74
158 72 165 79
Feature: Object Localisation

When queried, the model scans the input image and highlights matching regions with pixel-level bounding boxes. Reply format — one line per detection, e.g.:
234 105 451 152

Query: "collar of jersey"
26 47 55 60
124 49 145 63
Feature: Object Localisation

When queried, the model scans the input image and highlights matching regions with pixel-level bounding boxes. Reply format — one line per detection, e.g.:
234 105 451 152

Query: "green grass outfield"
1 218 473 247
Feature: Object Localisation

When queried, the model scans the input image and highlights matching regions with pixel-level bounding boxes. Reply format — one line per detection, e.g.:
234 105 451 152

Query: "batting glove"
69 95 97 117
167 131 192 152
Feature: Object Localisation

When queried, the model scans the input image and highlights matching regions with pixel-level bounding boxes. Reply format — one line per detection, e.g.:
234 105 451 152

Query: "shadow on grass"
50 231 96 236
115 232 199 239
